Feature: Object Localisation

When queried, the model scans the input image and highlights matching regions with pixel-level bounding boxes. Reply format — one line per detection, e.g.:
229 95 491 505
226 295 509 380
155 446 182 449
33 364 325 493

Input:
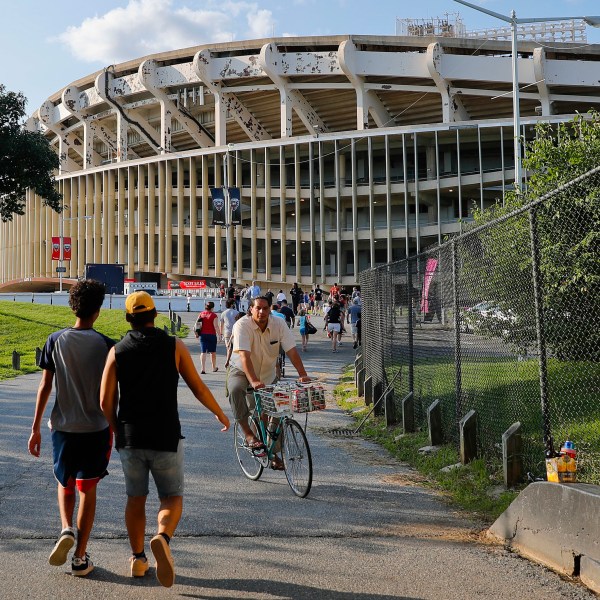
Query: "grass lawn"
0 301 187 380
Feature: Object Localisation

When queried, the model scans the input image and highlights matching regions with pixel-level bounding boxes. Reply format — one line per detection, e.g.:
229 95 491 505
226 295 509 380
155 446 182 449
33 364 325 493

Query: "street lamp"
454 0 600 192
56 206 93 292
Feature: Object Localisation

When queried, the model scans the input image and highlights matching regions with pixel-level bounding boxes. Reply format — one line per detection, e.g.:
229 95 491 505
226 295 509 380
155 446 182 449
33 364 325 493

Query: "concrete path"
0 310 594 599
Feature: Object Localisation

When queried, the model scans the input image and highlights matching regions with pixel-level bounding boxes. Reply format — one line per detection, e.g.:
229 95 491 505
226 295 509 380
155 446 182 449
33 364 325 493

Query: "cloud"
56 0 274 64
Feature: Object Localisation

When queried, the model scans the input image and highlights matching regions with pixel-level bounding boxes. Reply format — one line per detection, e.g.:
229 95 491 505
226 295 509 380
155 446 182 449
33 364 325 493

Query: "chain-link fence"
359 167 600 483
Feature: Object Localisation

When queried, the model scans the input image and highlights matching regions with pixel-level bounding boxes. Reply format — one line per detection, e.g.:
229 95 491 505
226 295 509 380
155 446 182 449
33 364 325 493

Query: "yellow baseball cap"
125 291 156 314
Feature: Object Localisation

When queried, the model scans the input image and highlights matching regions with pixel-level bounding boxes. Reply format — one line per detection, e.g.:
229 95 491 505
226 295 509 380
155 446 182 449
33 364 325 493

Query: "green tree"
0 84 62 221
466 113 600 360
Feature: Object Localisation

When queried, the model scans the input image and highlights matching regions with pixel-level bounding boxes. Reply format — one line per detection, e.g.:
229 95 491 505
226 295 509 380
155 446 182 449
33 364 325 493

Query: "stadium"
2 23 600 291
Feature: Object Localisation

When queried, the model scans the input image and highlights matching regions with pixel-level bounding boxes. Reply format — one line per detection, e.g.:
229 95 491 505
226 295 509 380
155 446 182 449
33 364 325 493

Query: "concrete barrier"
488 482 600 593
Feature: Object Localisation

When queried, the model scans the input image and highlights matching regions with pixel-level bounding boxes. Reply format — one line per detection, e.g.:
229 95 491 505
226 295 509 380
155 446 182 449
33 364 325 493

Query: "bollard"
171 320 176 334
35 347 42 367
402 391 415 433
459 409 478 464
373 381 384 416
364 376 373 406
357 368 365 397
177 315 182 330
12 351 21 370
502 422 523 488
384 387 396 426
163 325 169 334
427 399 443 446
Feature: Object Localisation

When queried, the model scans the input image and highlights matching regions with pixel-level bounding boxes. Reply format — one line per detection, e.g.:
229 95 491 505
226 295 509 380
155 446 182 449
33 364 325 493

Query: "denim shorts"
118 440 184 498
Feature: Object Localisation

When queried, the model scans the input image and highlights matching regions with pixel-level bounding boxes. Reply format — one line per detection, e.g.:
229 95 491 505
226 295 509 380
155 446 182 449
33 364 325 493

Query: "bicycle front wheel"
234 418 264 481
282 419 313 497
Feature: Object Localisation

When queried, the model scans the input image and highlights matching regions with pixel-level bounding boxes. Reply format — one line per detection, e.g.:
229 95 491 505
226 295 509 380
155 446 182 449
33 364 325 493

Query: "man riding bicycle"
226 296 310 470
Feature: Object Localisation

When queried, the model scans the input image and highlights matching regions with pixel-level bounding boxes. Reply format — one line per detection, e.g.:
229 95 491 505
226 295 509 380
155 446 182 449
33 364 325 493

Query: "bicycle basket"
293 383 327 413
255 386 292 415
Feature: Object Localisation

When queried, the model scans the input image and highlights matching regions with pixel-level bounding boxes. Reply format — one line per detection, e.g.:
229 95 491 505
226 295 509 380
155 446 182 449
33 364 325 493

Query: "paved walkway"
0 310 594 599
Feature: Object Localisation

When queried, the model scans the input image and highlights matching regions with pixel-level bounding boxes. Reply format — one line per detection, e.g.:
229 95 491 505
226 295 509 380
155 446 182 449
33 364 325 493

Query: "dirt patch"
379 522 487 544
380 472 427 486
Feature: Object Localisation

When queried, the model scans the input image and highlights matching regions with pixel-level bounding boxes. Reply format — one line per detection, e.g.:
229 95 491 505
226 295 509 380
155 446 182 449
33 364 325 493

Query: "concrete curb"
488 481 600 593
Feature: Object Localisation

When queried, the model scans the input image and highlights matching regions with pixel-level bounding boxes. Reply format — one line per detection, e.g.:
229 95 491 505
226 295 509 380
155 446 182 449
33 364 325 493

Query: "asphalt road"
0 311 594 599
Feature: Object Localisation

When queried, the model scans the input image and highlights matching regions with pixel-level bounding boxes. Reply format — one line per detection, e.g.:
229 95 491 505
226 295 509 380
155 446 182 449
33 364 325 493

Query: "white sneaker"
48 528 75 566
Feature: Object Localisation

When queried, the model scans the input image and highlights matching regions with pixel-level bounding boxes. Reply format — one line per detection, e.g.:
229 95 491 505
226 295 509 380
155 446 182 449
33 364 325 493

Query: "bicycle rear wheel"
234 418 265 480
282 419 312 497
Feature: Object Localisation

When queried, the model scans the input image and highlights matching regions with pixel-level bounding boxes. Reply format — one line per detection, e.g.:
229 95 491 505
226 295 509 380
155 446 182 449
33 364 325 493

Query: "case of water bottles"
256 383 326 415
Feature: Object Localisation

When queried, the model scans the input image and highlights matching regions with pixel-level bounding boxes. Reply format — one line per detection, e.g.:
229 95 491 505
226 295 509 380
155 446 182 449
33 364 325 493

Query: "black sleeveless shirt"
114 327 181 451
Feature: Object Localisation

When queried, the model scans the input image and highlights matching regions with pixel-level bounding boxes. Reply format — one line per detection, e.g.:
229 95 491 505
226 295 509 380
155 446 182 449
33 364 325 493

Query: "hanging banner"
228 187 242 225
62 237 72 261
210 187 226 225
420 257 438 314
51 237 61 260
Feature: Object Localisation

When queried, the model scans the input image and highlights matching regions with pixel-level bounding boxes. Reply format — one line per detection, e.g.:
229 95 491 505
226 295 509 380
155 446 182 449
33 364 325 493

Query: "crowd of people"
28 279 362 588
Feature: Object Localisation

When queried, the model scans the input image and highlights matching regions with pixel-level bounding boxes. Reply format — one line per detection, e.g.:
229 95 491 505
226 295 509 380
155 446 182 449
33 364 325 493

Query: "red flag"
63 237 72 261
51 237 61 260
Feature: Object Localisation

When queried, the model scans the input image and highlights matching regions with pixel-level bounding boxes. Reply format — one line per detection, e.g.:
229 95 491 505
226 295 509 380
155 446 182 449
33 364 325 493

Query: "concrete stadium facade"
2 35 600 290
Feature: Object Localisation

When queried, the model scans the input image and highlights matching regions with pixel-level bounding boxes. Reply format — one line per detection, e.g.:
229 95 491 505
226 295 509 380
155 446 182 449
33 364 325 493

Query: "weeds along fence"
359 167 600 483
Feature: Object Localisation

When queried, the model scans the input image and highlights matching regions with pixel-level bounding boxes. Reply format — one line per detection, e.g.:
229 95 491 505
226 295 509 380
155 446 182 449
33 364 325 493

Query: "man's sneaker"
48 528 75 566
150 534 175 587
130 555 149 577
71 553 94 577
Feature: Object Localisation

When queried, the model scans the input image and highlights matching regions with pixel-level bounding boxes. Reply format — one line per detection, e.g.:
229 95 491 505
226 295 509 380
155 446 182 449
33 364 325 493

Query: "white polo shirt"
231 314 296 383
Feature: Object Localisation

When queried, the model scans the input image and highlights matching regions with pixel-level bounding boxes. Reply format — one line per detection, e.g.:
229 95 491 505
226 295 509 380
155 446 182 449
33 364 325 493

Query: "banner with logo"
62 237 72 261
168 280 207 290
420 257 438 314
210 187 226 225
228 187 242 225
51 237 61 260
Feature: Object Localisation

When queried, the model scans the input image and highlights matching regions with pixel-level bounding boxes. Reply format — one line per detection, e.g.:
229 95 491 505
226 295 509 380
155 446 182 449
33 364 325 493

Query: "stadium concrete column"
117 169 126 265
309 141 316 284
368 137 375 268
127 166 136 278
351 139 358 277
264 148 272 280
176 158 185 275
93 173 102 263
157 162 166 273
189 158 197 275
137 165 145 270
165 161 173 272
385 135 393 263
294 145 301 279
318 140 326 281
279 146 287 282
77 175 86 277
250 148 258 279
201 155 210 275
106 170 115 264
147 163 156 270
215 154 224 281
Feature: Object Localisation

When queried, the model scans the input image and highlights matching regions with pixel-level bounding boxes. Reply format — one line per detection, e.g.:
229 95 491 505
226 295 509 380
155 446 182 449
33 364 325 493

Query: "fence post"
427 399 443 445
35 347 42 367
459 409 478 464
502 422 523 488
529 208 552 453
364 375 373 406
402 391 415 433
373 381 384 416
12 351 20 370
406 262 414 397
177 315 182 330
451 240 463 424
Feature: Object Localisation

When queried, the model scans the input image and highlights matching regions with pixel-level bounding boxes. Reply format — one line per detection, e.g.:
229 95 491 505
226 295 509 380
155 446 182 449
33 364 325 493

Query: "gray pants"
226 366 281 451
226 366 255 423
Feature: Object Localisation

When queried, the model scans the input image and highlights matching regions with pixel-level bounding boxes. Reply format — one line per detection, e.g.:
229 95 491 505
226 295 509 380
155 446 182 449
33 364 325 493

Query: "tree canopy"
465 112 600 361
0 84 62 222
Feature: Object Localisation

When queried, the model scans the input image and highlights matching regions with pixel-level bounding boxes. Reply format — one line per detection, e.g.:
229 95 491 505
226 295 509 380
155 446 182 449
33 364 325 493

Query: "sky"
2 0 600 116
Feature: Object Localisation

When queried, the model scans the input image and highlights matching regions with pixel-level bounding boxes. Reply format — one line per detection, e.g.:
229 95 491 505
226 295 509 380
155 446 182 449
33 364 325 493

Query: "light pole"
454 0 600 192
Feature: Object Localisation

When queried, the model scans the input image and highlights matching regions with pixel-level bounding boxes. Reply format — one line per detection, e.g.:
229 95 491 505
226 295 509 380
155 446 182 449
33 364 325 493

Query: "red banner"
51 237 60 260
62 237 72 261
420 257 438 314
168 280 206 289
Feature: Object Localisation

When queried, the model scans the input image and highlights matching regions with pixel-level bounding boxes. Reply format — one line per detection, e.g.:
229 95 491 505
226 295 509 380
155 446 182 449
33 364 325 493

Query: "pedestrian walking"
28 279 114 577
296 308 311 352
100 291 229 587
324 301 343 352
290 282 303 315
194 301 221 373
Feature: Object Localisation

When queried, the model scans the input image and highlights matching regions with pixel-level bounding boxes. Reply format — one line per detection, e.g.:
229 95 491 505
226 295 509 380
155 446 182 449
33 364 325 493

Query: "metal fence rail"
359 167 600 483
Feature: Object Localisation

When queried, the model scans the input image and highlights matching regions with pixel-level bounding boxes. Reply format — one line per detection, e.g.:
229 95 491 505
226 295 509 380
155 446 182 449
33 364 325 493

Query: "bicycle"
233 382 326 498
